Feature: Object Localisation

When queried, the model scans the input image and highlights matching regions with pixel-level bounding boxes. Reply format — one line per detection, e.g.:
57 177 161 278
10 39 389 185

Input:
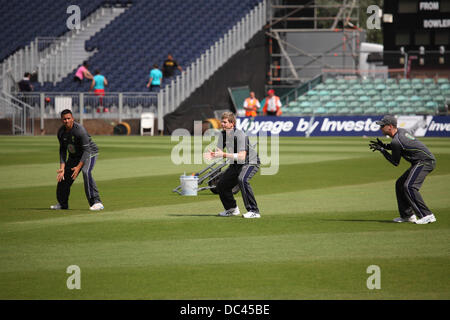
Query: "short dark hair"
95 69 100 75
83 61 89 67
153 64 159 68
24 72 31 77
60 109 72 117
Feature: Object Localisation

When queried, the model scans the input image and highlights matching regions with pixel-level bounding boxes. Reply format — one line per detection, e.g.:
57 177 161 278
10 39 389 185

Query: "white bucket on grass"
180 175 198 196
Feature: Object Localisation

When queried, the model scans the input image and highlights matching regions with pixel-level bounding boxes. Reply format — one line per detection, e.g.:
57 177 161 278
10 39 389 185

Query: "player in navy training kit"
369 115 436 224
206 112 261 219
51 109 104 211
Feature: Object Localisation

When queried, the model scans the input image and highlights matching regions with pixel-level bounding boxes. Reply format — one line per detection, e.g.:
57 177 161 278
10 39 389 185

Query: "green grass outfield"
0 135 449 299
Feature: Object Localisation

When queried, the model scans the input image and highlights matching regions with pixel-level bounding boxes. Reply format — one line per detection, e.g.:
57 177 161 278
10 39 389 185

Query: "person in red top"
243 91 261 117
263 89 282 116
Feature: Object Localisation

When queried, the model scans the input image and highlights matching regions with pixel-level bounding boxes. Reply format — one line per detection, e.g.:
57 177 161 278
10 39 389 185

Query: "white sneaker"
218 207 240 217
50 203 63 210
243 211 261 219
90 203 104 211
393 215 417 223
415 214 436 224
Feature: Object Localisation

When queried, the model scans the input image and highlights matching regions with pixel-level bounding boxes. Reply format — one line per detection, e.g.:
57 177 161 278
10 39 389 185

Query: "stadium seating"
24 0 263 92
0 0 105 62
283 77 450 116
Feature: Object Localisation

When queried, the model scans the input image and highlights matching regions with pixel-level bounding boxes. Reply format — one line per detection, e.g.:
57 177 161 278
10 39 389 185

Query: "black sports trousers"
395 160 435 219
57 156 101 209
217 164 259 213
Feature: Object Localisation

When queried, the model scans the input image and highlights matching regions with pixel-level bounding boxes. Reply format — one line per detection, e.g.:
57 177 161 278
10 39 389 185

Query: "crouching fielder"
51 109 104 211
206 112 261 218
369 115 436 224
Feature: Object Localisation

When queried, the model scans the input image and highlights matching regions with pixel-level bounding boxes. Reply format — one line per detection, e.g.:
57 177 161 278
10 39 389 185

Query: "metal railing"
0 92 34 135
156 0 267 131
11 92 158 132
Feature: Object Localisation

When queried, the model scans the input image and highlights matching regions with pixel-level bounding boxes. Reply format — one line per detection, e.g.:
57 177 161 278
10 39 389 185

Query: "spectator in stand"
243 91 261 117
74 61 93 85
162 53 183 79
89 70 108 112
18 72 34 92
263 89 282 116
18 72 34 105
147 64 163 92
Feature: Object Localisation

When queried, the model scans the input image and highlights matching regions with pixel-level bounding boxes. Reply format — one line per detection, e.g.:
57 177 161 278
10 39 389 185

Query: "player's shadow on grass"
167 214 218 217
320 218 394 223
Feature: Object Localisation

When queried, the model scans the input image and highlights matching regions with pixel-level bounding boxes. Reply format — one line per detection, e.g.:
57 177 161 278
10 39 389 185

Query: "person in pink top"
74 61 93 85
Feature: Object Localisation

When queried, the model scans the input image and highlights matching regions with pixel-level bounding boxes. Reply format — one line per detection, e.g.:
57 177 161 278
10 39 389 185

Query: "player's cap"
376 115 397 127
267 89 275 95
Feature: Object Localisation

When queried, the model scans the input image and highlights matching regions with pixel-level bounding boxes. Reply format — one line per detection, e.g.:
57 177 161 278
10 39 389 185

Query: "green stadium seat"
327 84 337 90
333 95 345 102
314 107 327 114
440 83 450 90
319 90 330 96
381 89 391 96
300 105 313 114
371 95 382 102
352 84 363 90
395 95 408 102
400 84 412 90
422 95 433 102
429 89 441 96
361 78 373 84
330 90 341 96
423 78 434 85
349 101 360 109
412 83 424 90
348 79 359 84
307 90 318 96
336 78 347 84
320 95 331 103
297 95 309 102
355 89 366 96
411 101 423 111
411 78 423 84
288 101 299 108
391 89 403 96
347 95 357 102
425 101 438 114
325 78 336 84
336 101 347 108
383 95 395 102
375 84 386 91
359 95 371 102
403 106 415 114
418 89 429 96
433 95 446 104
311 101 322 108
410 95 422 102
374 78 384 84
351 107 364 114
325 101 337 110
342 89 353 96
300 101 312 108
367 89 378 96
389 83 400 90
385 78 397 85
337 84 348 91
437 78 449 84
315 83 327 90
399 78 411 84
309 95 320 101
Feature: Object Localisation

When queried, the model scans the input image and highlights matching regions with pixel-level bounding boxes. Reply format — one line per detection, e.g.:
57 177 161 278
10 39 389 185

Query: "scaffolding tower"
266 0 362 86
